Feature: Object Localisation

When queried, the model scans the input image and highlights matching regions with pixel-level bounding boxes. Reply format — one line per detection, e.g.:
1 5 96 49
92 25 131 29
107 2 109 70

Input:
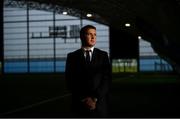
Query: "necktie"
85 50 91 64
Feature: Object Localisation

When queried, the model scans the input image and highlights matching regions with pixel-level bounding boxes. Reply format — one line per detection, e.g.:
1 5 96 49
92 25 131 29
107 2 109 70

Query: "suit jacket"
65 48 111 117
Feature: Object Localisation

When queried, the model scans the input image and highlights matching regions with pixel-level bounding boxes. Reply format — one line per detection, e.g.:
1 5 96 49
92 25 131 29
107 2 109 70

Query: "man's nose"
91 35 95 39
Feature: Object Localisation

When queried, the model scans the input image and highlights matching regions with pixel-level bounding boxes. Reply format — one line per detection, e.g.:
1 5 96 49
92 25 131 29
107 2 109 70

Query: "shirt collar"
82 46 94 53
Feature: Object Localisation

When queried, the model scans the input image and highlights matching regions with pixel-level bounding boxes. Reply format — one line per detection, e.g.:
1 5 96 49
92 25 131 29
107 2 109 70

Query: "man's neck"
82 46 92 50
82 46 94 53
82 46 94 50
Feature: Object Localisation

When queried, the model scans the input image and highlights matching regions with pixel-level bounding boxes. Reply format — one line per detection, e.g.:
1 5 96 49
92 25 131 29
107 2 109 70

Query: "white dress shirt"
82 47 94 61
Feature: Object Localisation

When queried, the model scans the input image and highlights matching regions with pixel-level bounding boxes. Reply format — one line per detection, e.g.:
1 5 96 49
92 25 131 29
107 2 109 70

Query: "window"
3 3 110 73
139 38 173 72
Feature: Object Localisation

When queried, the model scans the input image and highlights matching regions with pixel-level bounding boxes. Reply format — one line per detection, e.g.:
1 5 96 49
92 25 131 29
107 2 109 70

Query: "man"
65 25 111 117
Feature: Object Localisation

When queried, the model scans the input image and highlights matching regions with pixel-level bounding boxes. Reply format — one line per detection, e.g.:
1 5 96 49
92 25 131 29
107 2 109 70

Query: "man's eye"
87 33 95 35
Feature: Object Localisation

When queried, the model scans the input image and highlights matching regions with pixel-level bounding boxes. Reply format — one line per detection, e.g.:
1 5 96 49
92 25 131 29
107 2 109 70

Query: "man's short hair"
80 25 96 40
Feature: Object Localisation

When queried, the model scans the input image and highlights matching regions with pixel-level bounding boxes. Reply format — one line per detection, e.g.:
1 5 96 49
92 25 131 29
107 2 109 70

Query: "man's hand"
82 97 97 110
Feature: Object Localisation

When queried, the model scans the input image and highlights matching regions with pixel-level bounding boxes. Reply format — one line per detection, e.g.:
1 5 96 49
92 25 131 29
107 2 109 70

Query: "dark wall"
110 27 138 59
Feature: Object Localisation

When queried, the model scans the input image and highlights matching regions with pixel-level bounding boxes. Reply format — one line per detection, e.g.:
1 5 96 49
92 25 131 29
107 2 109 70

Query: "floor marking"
0 93 71 116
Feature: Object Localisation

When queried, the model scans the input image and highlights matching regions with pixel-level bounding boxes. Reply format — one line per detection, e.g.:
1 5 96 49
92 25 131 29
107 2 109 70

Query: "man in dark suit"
65 25 111 117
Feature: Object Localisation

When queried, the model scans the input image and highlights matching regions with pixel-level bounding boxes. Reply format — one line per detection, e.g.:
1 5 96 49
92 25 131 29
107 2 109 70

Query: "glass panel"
4 6 28 73
4 5 110 73
29 9 54 72
139 38 173 72
4 61 28 73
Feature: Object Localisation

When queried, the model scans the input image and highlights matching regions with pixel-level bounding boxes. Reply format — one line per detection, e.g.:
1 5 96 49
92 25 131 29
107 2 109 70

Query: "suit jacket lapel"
91 48 97 65
78 49 86 65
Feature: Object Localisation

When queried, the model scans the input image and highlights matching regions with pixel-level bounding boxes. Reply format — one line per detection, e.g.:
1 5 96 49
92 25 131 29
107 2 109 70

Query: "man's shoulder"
94 48 108 55
67 49 82 56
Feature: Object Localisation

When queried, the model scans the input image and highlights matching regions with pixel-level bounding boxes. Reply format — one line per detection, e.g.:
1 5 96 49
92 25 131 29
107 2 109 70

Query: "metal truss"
4 0 108 25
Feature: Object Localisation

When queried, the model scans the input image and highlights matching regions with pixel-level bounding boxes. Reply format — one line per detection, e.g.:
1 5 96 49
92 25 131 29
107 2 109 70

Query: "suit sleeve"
95 52 111 101
65 53 73 92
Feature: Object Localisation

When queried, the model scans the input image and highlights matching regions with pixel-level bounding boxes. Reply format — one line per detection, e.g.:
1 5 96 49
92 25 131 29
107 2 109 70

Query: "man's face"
84 28 96 47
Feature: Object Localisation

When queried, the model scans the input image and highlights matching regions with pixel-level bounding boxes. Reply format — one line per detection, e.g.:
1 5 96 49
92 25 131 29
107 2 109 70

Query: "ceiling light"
138 36 142 40
86 13 92 17
62 11 67 15
125 23 131 27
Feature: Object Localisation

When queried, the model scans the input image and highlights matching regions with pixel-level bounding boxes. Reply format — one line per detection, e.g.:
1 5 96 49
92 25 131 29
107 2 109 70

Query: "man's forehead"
86 28 96 32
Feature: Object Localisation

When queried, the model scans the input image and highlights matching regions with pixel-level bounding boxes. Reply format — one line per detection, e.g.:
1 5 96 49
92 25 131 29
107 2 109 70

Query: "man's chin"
87 45 95 47
90 44 96 47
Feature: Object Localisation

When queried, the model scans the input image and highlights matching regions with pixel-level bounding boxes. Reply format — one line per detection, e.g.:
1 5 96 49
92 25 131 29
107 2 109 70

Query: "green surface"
112 73 178 84
0 73 179 117
112 65 137 72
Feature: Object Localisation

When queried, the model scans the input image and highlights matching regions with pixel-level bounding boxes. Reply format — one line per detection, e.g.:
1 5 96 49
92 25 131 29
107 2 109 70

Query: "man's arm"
95 52 111 101
65 53 73 92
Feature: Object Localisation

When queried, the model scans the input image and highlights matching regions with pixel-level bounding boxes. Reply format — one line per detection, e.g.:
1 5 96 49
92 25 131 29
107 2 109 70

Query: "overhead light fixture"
125 23 131 27
138 36 142 40
86 13 92 17
62 11 67 15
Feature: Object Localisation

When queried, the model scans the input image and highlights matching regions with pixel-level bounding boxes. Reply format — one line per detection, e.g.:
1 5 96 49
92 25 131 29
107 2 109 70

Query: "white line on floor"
0 93 72 116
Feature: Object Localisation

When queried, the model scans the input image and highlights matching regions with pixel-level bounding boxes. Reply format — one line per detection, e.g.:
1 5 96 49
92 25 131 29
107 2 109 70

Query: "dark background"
110 27 139 59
